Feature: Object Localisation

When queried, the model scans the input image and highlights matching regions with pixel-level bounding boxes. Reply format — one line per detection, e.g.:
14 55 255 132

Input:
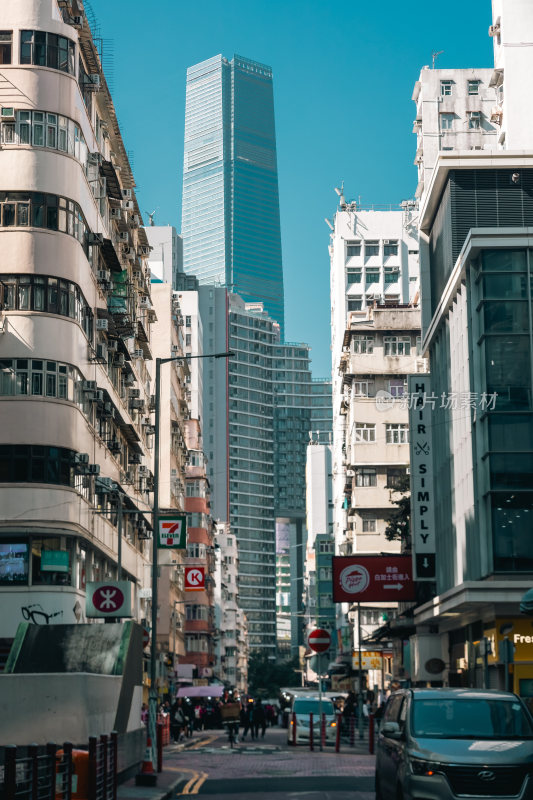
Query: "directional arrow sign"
332 556 415 603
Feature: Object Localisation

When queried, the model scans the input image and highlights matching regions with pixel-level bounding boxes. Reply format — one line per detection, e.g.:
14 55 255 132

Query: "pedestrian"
170 698 185 742
141 703 148 726
253 699 267 739
240 699 254 740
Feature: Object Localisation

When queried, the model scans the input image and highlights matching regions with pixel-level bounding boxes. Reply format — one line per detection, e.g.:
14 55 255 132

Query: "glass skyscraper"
182 54 285 336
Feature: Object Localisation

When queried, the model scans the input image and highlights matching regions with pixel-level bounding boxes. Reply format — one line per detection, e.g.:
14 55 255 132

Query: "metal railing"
2 733 117 800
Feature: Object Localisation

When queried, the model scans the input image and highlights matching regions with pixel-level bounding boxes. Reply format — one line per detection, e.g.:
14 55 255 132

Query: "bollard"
88 736 98 800
335 713 342 752
29 743 39 800
5 745 17 800
309 713 313 751
63 742 73 800
369 713 375 755
47 742 58 800
101 733 108 800
292 712 297 746
156 723 163 773
321 713 326 750
349 715 355 747
111 732 118 800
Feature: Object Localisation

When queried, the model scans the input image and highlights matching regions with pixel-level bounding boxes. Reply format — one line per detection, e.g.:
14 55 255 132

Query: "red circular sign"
92 585 125 613
143 628 150 649
308 628 331 653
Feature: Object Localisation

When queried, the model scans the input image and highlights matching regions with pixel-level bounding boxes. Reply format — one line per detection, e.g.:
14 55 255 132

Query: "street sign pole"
358 602 364 740
318 652 323 752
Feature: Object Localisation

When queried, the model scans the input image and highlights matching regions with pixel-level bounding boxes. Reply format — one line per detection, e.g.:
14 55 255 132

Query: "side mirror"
381 721 403 739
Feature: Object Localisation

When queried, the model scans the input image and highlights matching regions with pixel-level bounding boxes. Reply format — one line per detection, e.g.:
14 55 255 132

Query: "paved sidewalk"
117 733 214 800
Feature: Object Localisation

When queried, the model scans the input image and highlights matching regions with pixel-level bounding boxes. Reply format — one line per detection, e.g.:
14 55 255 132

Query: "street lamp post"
148 350 233 770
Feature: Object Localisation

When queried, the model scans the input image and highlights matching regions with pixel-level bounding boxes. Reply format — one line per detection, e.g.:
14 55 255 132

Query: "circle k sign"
185 566 205 592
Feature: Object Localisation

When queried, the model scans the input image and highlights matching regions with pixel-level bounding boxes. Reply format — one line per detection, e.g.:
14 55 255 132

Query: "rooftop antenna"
146 209 158 226
334 181 345 207
432 50 444 69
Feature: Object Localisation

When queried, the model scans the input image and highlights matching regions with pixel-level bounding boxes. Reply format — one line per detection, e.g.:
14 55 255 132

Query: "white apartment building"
330 207 419 558
412 67 497 202
145 225 182 288
149 284 190 672
0 0 155 664
329 205 423 663
214 522 248 693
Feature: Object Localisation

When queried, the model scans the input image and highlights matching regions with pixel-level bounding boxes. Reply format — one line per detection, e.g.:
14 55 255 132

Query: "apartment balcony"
349 484 398 510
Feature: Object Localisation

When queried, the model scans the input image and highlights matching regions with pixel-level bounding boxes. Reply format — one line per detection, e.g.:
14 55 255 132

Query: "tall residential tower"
181 54 285 335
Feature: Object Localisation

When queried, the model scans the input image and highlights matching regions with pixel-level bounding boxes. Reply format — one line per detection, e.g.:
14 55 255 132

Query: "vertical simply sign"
408 374 436 581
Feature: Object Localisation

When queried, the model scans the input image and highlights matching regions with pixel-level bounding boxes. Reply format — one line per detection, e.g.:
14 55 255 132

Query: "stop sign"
308 628 331 653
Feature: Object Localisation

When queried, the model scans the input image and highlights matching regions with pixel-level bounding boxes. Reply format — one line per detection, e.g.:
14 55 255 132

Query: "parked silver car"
376 688 533 800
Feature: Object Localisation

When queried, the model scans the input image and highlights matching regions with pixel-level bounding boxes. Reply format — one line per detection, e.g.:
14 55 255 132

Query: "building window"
0 358 82 404
440 113 454 131
346 241 361 257
352 335 374 354
356 468 377 487
365 268 380 284
185 315 192 327
0 110 88 168
440 80 453 96
318 541 334 554
346 268 362 284
384 268 399 284
186 542 207 559
468 80 480 95
467 111 481 130
1 275 93 340
20 30 76 75
0 192 89 252
319 567 332 580
0 445 76 486
347 297 362 311
185 333 191 346
386 468 406 489
186 605 209 621
0 31 12 64
384 241 398 257
353 380 372 396
386 423 409 444
389 378 406 397
383 336 411 356
362 517 377 532
364 241 379 257
354 423 376 443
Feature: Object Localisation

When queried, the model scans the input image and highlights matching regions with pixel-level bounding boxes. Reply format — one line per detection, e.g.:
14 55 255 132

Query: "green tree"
247 653 301 697
384 474 411 549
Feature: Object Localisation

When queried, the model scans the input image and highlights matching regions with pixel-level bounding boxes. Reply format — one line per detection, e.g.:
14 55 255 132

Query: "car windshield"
293 699 335 715
412 698 533 739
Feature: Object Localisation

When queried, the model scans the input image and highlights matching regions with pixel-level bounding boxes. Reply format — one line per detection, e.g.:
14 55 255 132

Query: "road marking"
190 734 219 749
178 771 208 795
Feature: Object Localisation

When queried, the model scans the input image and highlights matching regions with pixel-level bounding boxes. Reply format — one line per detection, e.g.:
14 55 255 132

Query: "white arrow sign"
383 583 404 591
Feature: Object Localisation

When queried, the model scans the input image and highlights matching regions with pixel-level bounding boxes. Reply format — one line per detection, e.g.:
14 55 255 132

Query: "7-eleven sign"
158 514 187 549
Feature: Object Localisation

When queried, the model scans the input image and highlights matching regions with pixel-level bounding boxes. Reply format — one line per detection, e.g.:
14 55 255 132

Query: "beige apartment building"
0 0 157 667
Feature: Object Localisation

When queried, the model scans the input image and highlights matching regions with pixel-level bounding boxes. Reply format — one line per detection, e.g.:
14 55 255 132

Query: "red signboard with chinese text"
185 566 206 592
332 555 415 603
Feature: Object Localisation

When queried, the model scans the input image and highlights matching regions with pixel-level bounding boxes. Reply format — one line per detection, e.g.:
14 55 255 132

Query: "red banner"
332 555 415 603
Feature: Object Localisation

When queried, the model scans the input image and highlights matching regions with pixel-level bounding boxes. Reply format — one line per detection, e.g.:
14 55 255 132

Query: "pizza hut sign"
332 556 415 603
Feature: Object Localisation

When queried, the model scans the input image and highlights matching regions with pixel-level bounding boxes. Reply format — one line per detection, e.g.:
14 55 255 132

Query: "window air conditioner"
1 108 15 121
96 343 108 361
82 380 97 392
132 349 144 359
130 389 141 398
97 269 111 284
122 189 132 199
96 318 108 331
88 233 104 246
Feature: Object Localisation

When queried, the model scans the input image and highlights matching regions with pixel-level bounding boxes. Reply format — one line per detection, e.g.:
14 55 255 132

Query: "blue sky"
89 0 493 377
